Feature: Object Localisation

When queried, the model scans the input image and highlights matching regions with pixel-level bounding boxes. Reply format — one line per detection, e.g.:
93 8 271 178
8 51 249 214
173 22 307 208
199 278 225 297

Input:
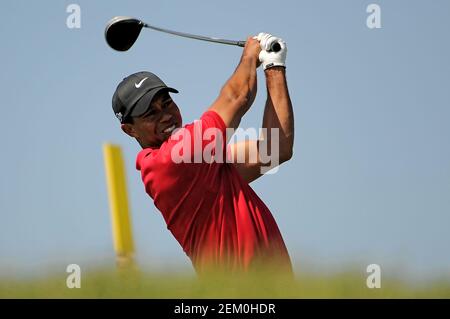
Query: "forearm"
221 55 258 108
261 67 294 160
209 37 260 129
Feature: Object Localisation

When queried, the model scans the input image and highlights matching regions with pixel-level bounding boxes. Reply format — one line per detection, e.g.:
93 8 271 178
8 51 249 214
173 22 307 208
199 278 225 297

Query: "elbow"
220 87 251 113
279 147 293 164
221 86 249 105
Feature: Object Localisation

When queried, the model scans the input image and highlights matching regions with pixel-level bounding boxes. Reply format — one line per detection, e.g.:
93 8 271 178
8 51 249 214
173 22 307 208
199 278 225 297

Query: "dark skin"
121 37 294 184
121 37 260 150
121 90 182 148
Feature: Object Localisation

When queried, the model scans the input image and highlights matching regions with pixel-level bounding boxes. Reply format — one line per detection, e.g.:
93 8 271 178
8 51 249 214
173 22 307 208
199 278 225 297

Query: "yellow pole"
103 143 135 268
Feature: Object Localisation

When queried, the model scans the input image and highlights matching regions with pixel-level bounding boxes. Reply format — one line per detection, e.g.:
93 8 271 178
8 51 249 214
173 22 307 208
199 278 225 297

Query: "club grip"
234 41 281 52
237 40 281 52
270 42 281 52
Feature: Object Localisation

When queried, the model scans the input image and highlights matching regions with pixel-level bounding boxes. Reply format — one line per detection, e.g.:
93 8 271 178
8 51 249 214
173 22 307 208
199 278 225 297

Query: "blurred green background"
2 269 450 298
1 0 450 298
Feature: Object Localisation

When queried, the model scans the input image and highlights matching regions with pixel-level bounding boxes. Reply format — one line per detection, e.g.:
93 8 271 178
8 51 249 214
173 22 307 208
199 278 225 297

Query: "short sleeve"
200 110 227 136
157 110 228 164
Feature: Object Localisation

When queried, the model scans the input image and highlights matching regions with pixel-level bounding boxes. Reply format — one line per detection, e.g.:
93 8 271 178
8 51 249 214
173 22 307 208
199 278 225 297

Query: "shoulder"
136 148 156 171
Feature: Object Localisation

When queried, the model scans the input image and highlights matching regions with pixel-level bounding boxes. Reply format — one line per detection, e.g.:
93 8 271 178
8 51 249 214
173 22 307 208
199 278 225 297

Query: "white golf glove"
253 32 287 70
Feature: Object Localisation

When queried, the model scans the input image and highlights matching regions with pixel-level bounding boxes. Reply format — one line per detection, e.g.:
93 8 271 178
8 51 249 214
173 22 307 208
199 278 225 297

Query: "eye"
144 110 156 117
164 99 173 108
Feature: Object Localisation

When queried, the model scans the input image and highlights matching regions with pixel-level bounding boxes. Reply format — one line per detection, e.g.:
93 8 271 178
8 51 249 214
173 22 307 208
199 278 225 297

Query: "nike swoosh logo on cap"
135 77 148 88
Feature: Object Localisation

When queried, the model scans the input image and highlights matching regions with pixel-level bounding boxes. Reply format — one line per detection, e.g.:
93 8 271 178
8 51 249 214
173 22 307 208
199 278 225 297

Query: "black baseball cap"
112 71 178 123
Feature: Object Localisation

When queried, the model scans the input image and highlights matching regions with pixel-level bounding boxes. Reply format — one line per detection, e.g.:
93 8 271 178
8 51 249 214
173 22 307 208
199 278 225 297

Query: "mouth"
161 123 177 135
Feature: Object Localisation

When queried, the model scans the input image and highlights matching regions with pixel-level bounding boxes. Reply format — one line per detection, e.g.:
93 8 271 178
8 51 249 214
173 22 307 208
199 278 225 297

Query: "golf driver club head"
105 16 144 51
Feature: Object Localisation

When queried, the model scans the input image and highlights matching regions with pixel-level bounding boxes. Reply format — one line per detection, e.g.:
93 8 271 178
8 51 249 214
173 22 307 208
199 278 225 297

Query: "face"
121 91 182 148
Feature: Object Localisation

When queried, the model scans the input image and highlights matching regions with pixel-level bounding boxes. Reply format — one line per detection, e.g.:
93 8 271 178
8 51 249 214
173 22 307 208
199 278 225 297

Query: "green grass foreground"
1 269 450 298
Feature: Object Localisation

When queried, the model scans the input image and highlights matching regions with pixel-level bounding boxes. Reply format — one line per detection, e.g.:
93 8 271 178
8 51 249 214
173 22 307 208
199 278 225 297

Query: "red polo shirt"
136 110 292 273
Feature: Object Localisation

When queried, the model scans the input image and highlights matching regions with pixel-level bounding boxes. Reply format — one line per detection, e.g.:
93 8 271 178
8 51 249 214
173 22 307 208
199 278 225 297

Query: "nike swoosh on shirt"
135 77 148 88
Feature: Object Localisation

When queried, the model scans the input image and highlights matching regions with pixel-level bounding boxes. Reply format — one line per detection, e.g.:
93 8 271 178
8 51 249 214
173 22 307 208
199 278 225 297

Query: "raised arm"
230 34 294 183
209 37 261 130
262 67 294 161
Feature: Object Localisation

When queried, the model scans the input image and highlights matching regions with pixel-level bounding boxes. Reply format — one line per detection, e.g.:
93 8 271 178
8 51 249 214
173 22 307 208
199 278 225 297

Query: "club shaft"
142 22 246 47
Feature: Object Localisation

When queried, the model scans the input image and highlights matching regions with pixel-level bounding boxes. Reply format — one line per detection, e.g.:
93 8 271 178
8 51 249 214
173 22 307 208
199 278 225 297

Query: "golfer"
112 33 294 274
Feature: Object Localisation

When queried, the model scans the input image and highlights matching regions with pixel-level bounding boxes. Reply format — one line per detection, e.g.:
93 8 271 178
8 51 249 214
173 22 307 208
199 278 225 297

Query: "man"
111 33 294 274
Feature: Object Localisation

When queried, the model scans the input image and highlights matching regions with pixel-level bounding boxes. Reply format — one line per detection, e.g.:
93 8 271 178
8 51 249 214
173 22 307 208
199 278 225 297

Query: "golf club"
105 16 281 52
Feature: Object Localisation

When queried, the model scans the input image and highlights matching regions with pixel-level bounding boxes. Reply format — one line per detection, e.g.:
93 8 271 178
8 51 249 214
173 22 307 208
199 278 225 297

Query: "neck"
137 139 161 149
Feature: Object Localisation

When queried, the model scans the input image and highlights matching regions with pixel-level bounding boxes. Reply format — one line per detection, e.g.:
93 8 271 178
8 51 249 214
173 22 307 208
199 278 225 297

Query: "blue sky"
0 0 449 280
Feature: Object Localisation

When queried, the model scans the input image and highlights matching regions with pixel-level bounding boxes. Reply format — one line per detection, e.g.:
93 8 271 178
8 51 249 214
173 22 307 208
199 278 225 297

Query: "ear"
121 123 139 138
